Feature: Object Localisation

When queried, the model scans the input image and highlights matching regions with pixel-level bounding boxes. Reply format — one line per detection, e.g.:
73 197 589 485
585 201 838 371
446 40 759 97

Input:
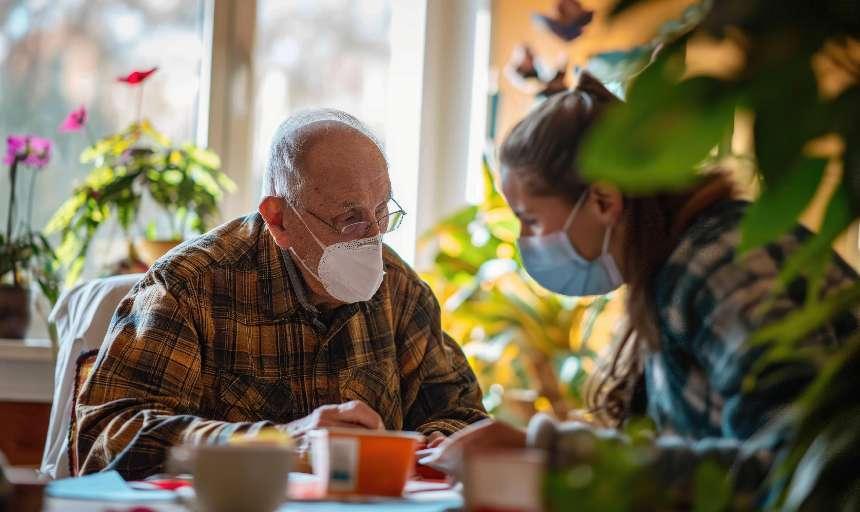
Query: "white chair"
40 274 143 479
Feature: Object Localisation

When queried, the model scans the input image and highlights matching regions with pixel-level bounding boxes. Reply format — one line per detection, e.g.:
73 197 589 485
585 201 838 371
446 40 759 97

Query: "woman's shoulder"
654 200 749 308
667 199 749 267
655 198 858 341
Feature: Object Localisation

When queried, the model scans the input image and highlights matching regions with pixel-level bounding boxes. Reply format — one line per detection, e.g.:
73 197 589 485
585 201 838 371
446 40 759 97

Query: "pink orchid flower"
59 105 88 133
4 136 26 165
4 135 52 169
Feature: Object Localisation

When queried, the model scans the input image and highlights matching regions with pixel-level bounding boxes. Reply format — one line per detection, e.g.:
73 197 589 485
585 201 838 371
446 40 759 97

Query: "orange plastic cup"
308 428 423 497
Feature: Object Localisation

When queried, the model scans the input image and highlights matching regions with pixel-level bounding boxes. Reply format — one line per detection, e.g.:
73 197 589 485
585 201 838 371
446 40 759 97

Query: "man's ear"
259 196 291 247
589 182 623 225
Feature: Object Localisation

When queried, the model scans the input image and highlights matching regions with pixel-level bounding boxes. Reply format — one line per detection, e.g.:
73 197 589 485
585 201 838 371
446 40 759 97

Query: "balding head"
262 108 386 206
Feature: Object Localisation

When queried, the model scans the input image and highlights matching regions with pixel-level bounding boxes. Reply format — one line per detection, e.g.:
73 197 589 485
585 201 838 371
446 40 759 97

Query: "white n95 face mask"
288 206 385 303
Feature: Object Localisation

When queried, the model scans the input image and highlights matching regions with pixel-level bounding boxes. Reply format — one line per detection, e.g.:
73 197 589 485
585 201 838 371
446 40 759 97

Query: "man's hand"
417 419 527 480
425 431 447 448
287 400 384 438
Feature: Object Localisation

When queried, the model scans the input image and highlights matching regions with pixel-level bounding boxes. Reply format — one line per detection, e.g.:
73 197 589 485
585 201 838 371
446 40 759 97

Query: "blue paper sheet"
46 471 177 502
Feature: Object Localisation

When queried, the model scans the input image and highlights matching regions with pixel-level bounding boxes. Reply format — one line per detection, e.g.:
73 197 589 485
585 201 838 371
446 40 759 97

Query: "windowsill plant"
46 67 235 285
1 135 61 339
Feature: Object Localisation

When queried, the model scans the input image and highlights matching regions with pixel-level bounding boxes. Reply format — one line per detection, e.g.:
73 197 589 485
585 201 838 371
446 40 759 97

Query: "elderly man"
75 109 487 479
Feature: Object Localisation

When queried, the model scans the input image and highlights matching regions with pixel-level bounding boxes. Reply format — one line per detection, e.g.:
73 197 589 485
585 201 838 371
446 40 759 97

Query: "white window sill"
0 338 52 362
0 338 54 403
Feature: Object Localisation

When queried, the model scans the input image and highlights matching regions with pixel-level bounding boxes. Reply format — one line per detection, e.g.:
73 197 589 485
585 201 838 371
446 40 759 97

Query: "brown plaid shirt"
75 213 487 479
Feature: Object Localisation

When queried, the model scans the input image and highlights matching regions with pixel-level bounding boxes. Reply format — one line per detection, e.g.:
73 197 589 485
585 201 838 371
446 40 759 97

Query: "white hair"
261 108 386 205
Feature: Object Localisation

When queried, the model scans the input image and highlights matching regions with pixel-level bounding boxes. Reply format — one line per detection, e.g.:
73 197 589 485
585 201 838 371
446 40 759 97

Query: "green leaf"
739 157 827 253
776 181 854 291
215 171 237 193
693 460 732 512
162 169 184 186
184 143 221 169
580 295 610 349
837 90 860 212
66 257 85 287
580 50 738 193
782 406 860 512
145 221 158 241
750 58 823 184
752 281 860 347
44 193 86 233
116 203 134 233
84 166 117 189
419 205 480 243
844 141 860 215
484 207 519 243
188 214 204 234
79 139 113 164
139 119 171 147
189 166 221 197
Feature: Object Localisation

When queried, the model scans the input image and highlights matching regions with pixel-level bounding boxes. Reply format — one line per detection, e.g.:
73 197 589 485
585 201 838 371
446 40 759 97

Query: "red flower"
59 105 88 133
117 67 158 85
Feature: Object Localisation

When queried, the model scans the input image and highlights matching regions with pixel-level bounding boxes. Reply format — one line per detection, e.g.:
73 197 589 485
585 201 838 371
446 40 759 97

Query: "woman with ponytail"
421 72 859 500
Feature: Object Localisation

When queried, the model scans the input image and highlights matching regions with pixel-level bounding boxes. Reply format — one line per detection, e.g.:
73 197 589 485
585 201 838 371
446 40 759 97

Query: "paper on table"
46 471 177 502
283 473 461 510
278 494 462 512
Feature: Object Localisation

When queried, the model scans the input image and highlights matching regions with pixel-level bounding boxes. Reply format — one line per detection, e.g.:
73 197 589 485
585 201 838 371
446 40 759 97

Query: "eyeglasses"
302 197 406 238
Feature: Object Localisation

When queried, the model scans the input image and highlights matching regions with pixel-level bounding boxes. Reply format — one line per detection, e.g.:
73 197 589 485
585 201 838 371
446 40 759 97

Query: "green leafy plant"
0 232 61 305
756 332 860 511
46 120 234 284
543 423 752 512
577 0 860 509
420 155 624 424
46 68 235 285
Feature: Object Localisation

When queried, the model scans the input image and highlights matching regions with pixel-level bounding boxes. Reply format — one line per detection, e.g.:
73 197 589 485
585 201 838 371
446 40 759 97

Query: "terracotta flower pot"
0 285 31 339
133 239 183 267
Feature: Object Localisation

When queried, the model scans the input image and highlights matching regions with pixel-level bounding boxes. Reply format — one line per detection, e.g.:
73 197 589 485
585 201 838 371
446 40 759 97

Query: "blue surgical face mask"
517 193 623 296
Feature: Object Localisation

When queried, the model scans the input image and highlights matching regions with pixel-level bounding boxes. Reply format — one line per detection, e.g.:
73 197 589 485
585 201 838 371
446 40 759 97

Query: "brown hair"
499 72 734 425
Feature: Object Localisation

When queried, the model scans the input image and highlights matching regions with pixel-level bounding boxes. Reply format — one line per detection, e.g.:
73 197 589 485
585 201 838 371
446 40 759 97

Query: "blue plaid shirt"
647 200 857 442
541 200 858 502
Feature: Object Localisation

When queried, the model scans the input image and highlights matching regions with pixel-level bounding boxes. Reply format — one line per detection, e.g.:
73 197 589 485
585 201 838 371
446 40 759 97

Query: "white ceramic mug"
172 443 292 512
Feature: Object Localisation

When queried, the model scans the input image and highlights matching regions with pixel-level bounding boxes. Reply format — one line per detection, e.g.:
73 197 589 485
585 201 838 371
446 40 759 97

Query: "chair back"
40 274 143 479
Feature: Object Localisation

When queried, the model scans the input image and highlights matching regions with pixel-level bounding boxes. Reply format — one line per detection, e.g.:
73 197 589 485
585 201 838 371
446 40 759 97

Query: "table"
45 495 463 512
43 479 463 511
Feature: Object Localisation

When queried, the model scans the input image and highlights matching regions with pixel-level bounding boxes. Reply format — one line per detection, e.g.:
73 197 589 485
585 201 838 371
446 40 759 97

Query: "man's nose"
366 219 382 238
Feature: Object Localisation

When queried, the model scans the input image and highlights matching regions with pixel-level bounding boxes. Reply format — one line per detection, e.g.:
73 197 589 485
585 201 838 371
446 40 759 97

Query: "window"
3 0 449 280
0 0 206 262
251 0 396 232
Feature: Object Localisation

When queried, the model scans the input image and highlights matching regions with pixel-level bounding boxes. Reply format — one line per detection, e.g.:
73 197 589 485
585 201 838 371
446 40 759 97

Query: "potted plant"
538 0 860 508
1 135 61 339
46 67 235 284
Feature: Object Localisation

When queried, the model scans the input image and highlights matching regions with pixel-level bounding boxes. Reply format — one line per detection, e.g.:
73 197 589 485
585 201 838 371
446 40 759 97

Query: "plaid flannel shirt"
648 200 858 441
75 213 487 479
645 199 857 498
543 200 858 502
